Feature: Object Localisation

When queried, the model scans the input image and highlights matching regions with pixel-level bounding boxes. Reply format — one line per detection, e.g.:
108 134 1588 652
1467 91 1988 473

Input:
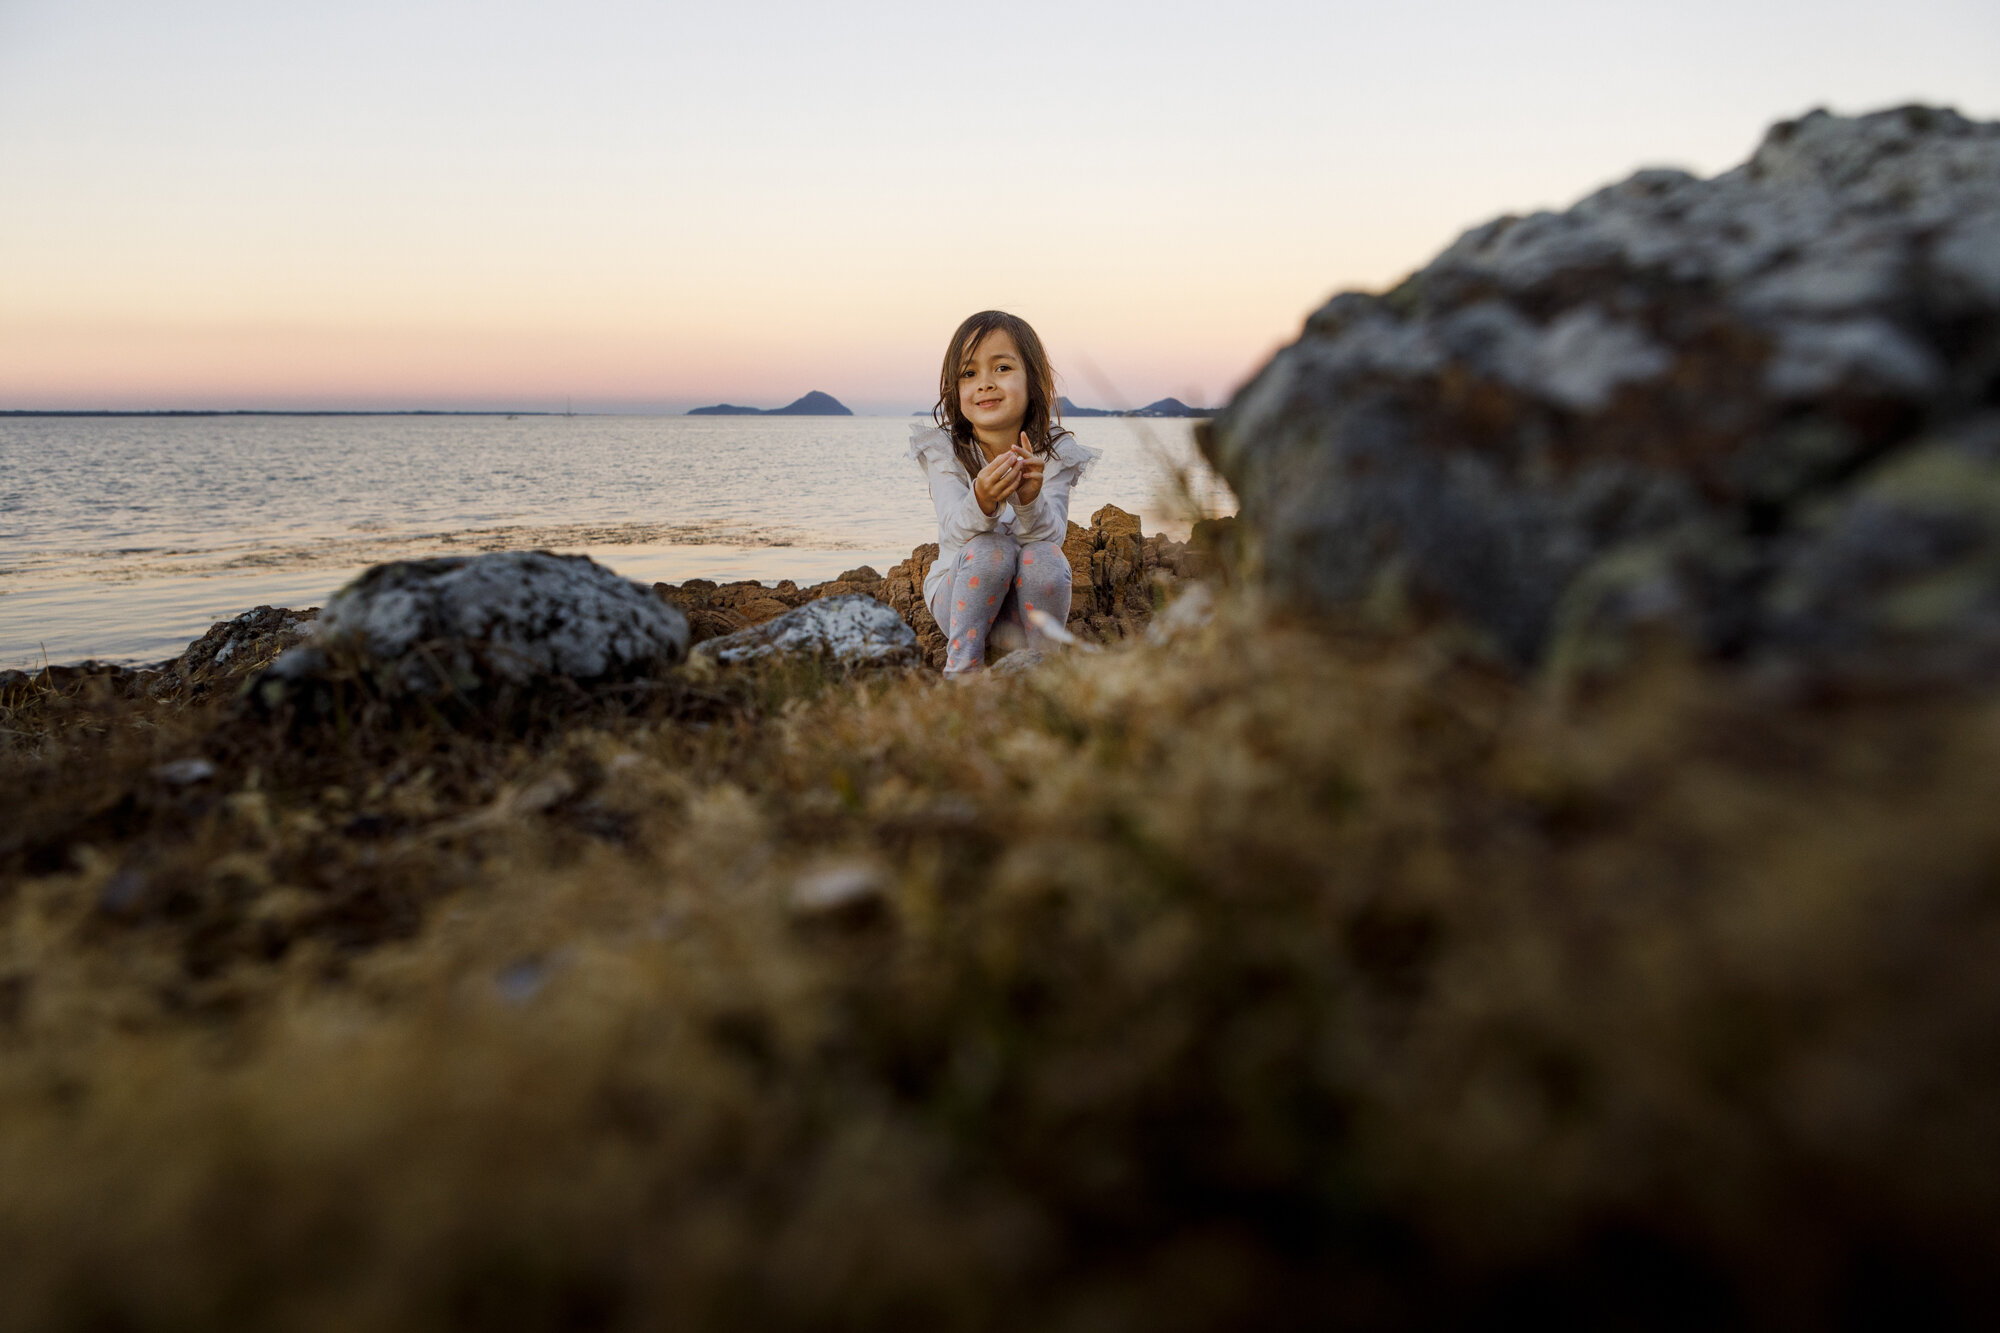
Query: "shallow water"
0 414 1231 668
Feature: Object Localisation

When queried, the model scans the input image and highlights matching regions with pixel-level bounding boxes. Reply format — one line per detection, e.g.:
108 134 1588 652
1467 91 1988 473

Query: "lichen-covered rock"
1203 105 2000 681
692 595 918 667
269 551 687 695
153 605 320 698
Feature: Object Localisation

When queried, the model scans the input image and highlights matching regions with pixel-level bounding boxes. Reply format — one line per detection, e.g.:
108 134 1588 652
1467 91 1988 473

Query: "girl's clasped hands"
972 431 1046 516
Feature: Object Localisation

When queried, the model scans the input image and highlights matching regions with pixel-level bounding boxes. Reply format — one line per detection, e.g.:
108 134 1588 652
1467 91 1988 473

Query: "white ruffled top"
907 422 1102 611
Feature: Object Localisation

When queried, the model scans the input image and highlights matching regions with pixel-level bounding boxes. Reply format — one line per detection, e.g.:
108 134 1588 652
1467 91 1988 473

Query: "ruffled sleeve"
905 422 955 468
1047 431 1102 484
909 423 1000 547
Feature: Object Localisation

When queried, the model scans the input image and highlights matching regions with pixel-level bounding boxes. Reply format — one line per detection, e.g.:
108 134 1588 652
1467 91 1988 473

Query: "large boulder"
267 550 688 695
1203 105 2000 682
691 595 918 667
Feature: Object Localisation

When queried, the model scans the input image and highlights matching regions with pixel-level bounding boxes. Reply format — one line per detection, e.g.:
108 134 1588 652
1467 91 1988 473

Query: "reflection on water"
0 414 1232 667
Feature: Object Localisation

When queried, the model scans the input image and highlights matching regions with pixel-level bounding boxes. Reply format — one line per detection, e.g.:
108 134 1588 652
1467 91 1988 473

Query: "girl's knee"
965 536 1019 574
1020 543 1070 586
1015 545 1071 623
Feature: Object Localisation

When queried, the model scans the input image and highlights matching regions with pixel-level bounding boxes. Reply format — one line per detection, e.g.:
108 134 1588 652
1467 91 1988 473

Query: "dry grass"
3 602 1998 1330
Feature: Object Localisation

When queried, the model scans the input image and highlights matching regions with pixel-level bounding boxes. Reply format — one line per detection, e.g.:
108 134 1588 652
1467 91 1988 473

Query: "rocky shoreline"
654 504 1233 671
0 504 1235 698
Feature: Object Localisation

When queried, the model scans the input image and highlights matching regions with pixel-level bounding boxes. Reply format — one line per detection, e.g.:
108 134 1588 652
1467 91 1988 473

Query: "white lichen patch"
693 595 917 667
278 550 689 692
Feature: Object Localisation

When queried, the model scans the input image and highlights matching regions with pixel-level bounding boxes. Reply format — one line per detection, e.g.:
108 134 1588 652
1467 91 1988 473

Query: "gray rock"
989 646 1052 676
266 550 688 695
693 594 918 667
1147 583 1217 643
1203 105 2000 681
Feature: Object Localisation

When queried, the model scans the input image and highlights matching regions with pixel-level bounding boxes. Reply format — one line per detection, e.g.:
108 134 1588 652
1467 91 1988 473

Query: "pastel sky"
2 0 1995 414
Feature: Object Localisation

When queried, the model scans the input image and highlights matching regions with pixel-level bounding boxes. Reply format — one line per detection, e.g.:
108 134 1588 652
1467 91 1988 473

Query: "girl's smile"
958 330 1028 452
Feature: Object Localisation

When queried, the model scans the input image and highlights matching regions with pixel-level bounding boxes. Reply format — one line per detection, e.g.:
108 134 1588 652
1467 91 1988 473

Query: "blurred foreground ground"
2 596 1997 1330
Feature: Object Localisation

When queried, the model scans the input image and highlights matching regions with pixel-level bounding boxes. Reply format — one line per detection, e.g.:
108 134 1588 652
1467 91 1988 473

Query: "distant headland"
1056 396 1217 419
687 391 852 417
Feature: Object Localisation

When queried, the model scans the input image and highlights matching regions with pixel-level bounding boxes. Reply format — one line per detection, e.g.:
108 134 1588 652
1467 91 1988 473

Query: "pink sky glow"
2 1 1995 414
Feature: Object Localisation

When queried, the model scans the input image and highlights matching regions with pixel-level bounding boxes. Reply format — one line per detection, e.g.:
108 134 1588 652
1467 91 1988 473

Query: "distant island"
687 391 852 417
1057 396 1217 418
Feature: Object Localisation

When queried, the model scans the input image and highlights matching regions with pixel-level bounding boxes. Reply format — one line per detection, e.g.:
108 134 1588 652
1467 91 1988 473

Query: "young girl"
908 311 1100 676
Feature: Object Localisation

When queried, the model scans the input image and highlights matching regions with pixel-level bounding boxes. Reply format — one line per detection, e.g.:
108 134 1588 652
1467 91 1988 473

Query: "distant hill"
767 390 852 416
1057 395 1216 419
688 391 852 417
1057 396 1117 418
1132 397 1215 418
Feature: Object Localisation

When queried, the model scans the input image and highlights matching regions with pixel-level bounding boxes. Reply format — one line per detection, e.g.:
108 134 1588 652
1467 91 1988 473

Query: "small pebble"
152 757 217 785
789 862 885 918
495 958 548 1005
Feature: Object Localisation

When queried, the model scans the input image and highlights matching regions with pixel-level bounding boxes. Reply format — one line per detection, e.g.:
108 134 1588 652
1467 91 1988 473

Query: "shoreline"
1 507 1227 682
1 514 1226 673
2 413 1234 668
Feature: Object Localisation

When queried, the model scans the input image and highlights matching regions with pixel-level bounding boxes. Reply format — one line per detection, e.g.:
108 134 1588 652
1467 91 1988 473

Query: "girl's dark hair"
932 310 1070 477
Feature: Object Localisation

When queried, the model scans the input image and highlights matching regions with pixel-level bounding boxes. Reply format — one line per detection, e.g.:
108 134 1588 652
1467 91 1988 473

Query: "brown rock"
685 609 740 643
1062 522 1096 623
730 597 792 627
707 581 800 611
654 578 802 644
1091 504 1143 544
878 545 946 669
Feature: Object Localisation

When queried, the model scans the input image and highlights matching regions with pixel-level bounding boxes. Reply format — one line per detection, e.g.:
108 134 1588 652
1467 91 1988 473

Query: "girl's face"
957 329 1028 438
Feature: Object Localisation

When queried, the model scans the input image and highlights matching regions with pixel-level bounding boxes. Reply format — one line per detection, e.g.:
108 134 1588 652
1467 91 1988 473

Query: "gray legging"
928 532 1072 675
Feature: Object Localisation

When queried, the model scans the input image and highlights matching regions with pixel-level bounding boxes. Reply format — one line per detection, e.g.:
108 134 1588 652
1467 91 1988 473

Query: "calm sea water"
0 414 1233 669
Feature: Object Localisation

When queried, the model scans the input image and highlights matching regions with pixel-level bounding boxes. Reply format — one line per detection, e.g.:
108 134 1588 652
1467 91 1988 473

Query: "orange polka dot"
1025 602 1035 611
987 595 995 605
968 575 979 588
956 600 965 610
1023 554 1034 565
